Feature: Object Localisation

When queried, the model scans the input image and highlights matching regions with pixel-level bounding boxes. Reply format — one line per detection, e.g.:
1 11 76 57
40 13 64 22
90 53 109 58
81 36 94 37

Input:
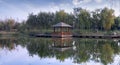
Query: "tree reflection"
26 38 74 62
26 38 120 65
100 43 114 65
0 38 16 51
0 37 120 65
26 38 52 58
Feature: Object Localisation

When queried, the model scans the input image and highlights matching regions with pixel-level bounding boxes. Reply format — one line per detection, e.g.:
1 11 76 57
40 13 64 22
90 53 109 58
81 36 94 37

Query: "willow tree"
101 8 115 30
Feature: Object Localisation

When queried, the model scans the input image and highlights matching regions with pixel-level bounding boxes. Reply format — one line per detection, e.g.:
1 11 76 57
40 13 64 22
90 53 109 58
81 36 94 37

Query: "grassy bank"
20 29 120 36
1 29 120 37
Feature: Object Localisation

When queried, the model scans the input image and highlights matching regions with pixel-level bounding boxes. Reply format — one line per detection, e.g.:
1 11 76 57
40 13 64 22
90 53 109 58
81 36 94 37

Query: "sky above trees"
0 0 120 22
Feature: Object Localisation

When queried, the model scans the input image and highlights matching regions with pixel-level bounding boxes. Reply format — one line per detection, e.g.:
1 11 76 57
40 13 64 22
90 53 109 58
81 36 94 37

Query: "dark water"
0 37 120 65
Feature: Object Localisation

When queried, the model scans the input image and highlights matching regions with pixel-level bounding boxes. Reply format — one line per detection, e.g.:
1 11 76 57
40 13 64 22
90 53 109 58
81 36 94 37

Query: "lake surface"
0 37 120 65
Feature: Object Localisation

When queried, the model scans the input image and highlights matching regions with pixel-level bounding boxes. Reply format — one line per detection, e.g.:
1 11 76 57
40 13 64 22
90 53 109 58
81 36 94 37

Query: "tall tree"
54 10 68 23
101 8 115 30
26 13 38 29
37 12 54 29
91 9 101 31
77 9 91 29
114 16 120 30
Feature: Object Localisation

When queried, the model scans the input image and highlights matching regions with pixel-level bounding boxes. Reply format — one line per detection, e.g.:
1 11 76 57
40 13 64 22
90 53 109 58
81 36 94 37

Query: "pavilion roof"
53 22 72 28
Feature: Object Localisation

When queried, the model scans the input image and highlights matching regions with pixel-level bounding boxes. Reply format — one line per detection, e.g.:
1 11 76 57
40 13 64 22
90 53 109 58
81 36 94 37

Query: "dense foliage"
25 7 118 31
0 7 120 33
0 19 20 31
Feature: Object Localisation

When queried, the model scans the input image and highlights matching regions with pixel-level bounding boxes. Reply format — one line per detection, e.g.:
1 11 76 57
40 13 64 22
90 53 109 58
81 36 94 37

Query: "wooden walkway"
73 35 120 39
30 34 120 39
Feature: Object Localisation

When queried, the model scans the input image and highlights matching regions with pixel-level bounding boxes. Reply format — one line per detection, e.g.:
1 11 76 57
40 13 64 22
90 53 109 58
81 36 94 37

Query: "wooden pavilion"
52 22 72 38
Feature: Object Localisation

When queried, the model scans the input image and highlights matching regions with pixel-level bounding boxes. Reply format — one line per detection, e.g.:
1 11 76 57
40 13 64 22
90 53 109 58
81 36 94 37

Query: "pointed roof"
53 22 72 27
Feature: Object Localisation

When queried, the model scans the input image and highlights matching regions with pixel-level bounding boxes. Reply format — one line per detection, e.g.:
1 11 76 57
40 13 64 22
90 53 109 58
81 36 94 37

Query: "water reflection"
0 38 16 51
0 37 120 65
50 38 74 51
26 38 120 65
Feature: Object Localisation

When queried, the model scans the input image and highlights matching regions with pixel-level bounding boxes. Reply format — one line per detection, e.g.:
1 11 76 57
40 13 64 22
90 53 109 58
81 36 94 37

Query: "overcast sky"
0 0 120 22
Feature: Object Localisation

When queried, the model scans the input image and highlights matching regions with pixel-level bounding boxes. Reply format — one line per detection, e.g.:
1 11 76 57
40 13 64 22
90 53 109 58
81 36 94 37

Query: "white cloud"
0 0 120 22
72 0 103 6
95 0 102 3
113 7 120 16
0 1 73 22
72 0 91 6
48 2 73 13
22 3 41 14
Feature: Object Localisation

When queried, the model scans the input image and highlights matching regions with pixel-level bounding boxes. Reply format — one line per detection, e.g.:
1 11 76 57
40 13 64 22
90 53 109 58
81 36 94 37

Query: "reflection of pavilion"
50 38 75 51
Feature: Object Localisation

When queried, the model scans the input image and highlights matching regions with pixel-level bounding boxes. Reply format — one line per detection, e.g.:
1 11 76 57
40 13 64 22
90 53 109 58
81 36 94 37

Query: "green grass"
17 29 120 36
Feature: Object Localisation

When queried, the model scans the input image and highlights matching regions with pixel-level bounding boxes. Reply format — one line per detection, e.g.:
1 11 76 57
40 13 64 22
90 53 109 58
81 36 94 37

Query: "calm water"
0 37 120 65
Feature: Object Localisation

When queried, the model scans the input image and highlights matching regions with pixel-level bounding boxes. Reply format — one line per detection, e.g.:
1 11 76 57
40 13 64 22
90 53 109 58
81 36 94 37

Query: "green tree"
114 16 120 30
77 9 91 29
26 13 38 29
101 8 115 30
54 10 68 23
37 12 54 29
91 9 101 31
